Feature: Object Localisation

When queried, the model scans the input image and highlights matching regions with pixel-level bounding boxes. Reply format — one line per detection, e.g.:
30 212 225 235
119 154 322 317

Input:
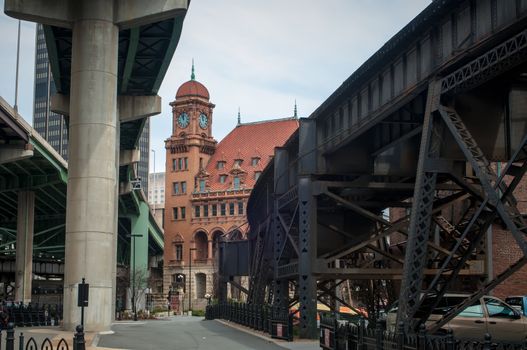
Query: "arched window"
194 231 208 260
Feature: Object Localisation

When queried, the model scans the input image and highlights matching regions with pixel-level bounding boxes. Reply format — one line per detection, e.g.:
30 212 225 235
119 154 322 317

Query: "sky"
0 0 430 173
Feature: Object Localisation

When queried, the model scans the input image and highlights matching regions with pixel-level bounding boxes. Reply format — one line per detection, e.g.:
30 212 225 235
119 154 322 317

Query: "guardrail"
206 302 293 342
320 316 527 350
0 322 85 350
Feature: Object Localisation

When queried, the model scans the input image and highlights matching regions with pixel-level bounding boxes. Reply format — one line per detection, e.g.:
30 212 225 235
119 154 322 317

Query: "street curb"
214 319 289 348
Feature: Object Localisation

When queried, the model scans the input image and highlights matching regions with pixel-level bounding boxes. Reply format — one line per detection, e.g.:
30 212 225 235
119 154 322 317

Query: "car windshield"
415 296 468 317
505 297 524 311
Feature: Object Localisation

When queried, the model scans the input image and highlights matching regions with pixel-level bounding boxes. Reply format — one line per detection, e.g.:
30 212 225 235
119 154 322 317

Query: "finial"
191 58 195 80
237 107 241 125
293 99 298 118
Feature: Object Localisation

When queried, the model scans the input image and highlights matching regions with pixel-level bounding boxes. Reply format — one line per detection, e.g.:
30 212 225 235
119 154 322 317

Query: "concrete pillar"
15 191 35 303
63 0 119 332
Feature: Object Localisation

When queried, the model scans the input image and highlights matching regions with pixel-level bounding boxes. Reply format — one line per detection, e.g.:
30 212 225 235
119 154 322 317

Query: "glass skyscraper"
33 24 150 193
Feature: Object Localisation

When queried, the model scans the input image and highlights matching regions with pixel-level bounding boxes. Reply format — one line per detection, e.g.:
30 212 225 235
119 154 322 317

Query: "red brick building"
163 72 298 311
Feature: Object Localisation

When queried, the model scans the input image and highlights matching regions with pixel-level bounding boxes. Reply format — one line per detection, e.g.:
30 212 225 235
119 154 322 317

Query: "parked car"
385 294 527 342
505 296 527 317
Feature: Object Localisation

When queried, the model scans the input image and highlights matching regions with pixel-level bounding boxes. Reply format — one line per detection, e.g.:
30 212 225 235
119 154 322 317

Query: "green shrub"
191 309 205 317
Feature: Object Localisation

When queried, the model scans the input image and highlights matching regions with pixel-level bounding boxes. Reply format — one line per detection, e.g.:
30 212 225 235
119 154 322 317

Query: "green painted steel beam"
120 28 140 94
151 16 184 94
130 201 149 275
42 26 63 93
30 139 68 183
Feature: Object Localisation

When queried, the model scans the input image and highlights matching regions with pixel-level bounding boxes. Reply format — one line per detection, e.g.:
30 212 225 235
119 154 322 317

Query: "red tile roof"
205 118 298 191
176 79 210 100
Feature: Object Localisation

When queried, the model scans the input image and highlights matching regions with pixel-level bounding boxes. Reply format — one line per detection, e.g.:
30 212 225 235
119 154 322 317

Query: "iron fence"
0 322 85 350
206 302 293 341
2 303 63 328
320 317 527 350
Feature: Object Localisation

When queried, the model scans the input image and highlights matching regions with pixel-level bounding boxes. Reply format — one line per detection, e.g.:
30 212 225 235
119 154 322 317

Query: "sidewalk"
214 319 319 350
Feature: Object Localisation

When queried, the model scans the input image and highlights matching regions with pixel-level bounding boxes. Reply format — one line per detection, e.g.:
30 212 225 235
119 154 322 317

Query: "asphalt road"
98 317 287 350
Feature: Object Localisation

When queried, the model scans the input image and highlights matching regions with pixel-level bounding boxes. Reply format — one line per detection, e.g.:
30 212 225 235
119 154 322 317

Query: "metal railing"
320 317 527 350
0 322 85 350
206 302 293 341
2 303 63 327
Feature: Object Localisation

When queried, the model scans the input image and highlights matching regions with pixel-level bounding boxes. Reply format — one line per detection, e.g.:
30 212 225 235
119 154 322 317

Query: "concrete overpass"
0 96 163 311
4 0 189 331
246 0 527 339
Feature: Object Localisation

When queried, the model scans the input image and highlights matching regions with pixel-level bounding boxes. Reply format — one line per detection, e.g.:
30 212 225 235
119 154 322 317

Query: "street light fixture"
189 247 197 315
128 233 144 321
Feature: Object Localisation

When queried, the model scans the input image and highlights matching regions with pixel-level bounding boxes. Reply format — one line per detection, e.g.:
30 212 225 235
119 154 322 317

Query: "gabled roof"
205 117 299 191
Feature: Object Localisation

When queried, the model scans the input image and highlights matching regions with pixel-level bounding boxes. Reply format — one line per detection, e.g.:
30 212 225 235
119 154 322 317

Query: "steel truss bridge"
244 0 527 339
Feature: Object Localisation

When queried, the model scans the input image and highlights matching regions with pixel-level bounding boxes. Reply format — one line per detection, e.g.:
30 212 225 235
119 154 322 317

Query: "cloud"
0 0 430 173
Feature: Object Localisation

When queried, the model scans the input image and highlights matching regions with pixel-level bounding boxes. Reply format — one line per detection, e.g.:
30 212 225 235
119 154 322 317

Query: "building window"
194 205 200 218
234 159 243 166
199 179 206 192
217 161 225 170
238 201 244 215
175 244 183 261
172 159 177 171
178 158 183 171
173 207 178 220
233 176 240 189
251 157 260 166
254 171 261 180
212 204 217 216
220 175 227 183
203 205 209 217
181 181 187 193
220 203 226 216
173 182 179 195
184 157 188 170
229 202 235 215
180 207 186 219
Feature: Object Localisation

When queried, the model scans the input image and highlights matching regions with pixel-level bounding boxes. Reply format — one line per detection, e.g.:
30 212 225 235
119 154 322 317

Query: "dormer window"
234 159 243 167
233 176 240 189
254 171 262 180
219 175 227 183
199 179 206 192
217 161 226 170
251 157 260 166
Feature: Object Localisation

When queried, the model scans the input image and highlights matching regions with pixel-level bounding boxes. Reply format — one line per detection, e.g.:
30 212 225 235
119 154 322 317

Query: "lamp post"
189 247 197 315
128 233 144 321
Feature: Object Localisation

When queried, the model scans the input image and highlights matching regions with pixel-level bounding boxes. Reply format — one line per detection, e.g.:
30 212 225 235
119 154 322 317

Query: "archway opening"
195 273 206 299
194 231 208 260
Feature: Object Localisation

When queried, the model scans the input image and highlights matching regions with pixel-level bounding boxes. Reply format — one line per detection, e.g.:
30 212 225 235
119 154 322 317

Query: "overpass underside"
246 0 527 339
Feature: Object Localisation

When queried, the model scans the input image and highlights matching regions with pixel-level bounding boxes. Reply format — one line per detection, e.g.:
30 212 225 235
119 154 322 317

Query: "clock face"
199 113 209 129
177 112 189 128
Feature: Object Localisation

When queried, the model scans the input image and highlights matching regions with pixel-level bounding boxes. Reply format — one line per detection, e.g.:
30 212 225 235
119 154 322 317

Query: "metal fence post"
18 332 24 350
446 329 455 350
6 322 15 350
375 322 383 350
523 335 527 350
396 322 405 350
417 324 426 350
358 318 365 350
483 333 492 350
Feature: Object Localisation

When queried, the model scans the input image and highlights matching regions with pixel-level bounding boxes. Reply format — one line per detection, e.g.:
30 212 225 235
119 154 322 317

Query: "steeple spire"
191 58 195 80
293 99 298 118
237 107 241 125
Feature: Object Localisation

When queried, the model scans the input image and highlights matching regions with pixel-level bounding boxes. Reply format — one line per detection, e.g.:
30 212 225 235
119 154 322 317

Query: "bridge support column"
15 191 34 303
298 118 318 339
397 81 442 328
62 0 119 332
130 202 150 279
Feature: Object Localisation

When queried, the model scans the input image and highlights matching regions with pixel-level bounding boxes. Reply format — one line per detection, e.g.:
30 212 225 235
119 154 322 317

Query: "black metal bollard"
483 333 492 350
18 332 24 350
74 324 86 350
6 322 15 350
